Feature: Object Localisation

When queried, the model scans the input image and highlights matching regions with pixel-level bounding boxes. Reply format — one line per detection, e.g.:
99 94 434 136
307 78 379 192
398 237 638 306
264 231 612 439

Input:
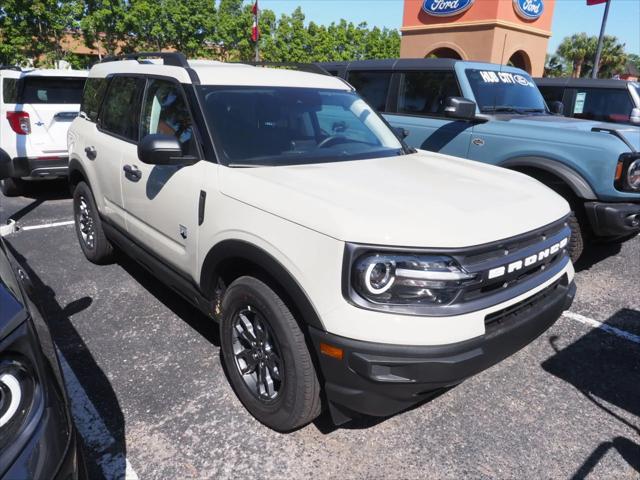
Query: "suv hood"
502 115 640 150
220 152 570 248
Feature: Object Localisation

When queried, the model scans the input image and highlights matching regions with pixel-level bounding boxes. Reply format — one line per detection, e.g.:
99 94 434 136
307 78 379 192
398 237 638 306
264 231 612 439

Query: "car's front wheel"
220 276 321 432
73 182 114 264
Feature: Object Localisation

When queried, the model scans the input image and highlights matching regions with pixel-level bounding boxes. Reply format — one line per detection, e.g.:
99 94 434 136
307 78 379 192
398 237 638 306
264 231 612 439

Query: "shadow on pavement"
574 234 638 272
541 309 640 476
4 241 127 480
14 178 71 201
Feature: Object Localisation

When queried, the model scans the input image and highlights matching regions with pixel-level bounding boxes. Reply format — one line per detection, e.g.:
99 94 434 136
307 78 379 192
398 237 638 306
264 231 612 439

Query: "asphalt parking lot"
1 179 639 480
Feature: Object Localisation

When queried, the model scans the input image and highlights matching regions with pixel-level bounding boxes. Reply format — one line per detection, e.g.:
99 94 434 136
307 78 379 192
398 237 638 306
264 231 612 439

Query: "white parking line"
20 220 75 231
58 352 139 480
563 311 640 344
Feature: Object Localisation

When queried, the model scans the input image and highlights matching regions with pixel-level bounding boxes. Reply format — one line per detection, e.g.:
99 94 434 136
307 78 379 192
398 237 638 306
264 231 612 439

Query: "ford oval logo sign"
513 0 544 20
422 0 475 17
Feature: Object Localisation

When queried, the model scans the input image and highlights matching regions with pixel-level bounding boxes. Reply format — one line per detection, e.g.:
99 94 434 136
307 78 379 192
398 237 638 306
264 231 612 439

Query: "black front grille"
484 275 566 335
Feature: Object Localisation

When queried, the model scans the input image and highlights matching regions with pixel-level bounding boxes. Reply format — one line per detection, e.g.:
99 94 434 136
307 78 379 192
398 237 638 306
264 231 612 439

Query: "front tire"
1 178 23 197
220 276 321 432
568 211 585 263
73 182 114 264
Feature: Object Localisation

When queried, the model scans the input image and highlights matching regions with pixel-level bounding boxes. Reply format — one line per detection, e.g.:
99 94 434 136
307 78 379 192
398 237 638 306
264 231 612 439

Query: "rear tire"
220 276 321 432
1 178 23 197
73 182 114 264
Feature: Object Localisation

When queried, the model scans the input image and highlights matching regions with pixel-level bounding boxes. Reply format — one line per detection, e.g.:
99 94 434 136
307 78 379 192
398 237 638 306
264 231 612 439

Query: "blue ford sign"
422 0 474 17
513 0 544 20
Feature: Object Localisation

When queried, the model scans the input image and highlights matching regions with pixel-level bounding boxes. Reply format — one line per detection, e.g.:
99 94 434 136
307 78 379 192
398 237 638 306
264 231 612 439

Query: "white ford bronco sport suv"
68 53 576 431
0 67 87 196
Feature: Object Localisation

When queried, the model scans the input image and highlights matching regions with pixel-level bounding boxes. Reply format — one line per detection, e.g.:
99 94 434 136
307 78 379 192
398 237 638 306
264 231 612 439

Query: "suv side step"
101 219 215 318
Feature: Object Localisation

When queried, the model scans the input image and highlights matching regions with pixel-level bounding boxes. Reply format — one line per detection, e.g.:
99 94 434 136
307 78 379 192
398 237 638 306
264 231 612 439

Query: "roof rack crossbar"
100 52 189 68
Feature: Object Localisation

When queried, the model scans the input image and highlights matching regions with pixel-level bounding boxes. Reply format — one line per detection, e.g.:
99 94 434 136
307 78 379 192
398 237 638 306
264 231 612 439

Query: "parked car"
0 148 87 479
536 77 640 126
0 66 87 196
68 52 576 431
319 59 640 261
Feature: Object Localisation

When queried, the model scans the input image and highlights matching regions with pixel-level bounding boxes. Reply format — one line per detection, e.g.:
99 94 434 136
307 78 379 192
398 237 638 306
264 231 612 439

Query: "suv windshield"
19 77 85 104
198 86 404 166
466 69 547 114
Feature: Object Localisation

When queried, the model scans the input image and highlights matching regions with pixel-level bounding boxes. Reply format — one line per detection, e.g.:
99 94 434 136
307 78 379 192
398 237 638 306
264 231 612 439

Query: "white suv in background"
67 53 576 431
0 67 87 196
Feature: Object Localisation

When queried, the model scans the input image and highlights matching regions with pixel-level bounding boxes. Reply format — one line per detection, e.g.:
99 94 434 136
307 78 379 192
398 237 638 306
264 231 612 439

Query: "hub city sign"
513 0 544 20
422 0 475 17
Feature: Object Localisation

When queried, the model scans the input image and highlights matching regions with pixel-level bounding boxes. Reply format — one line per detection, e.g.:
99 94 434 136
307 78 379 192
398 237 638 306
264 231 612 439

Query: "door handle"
123 164 142 181
84 146 97 160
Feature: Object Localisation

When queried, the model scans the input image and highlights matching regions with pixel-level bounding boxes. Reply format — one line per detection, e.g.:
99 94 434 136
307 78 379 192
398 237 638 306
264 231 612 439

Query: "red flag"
251 1 259 42
587 0 607 5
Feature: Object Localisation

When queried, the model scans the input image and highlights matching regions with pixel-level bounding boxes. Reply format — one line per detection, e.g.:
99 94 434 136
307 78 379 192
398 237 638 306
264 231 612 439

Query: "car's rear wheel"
73 182 114 264
1 178 23 197
220 276 321 432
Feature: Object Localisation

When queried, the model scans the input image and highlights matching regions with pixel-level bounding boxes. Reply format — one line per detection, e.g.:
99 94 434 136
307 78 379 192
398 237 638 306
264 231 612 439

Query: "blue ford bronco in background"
319 59 640 262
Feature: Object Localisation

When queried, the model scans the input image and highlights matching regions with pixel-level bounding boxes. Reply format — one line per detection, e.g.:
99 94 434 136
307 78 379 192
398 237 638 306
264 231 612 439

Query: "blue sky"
262 0 640 55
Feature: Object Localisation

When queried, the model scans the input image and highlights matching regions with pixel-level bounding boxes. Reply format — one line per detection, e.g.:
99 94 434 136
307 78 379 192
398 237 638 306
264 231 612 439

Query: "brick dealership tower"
400 0 556 76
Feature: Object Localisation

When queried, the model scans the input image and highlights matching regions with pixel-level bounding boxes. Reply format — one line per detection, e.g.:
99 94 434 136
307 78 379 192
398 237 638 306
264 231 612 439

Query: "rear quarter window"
347 71 392 112
2 78 18 103
20 77 86 104
81 78 108 122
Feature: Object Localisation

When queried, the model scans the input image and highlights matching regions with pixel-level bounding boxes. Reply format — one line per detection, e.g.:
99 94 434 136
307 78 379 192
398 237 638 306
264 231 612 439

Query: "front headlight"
628 159 640 190
352 253 477 306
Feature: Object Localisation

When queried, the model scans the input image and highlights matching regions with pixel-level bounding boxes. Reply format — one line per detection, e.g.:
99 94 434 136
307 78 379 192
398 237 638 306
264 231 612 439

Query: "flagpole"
592 0 611 78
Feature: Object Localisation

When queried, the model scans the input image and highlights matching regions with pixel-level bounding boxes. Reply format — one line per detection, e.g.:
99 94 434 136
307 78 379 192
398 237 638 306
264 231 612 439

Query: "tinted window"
199 86 403 166
100 77 142 141
398 71 460 116
81 78 108 122
2 78 18 103
141 79 196 155
539 86 565 105
466 69 547 113
347 71 392 111
572 88 635 124
20 77 85 104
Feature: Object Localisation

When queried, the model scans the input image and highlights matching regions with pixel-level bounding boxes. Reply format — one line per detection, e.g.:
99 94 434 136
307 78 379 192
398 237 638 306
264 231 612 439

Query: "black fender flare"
68 157 89 188
500 156 597 200
200 240 325 330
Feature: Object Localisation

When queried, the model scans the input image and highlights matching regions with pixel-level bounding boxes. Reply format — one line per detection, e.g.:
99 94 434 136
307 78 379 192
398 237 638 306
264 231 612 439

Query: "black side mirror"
138 134 196 166
549 101 564 115
444 97 477 120
393 127 410 140
0 148 13 180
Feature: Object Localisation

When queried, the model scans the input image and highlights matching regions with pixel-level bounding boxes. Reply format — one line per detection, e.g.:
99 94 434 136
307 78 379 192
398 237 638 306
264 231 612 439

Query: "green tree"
544 53 566 77
557 33 595 78
81 0 127 60
0 0 82 67
593 35 627 78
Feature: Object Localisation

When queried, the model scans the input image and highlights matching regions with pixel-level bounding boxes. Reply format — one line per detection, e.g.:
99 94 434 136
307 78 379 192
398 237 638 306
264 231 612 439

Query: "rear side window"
347 71 392 112
20 77 85 104
100 76 142 141
397 71 461 116
2 78 18 103
572 88 635 124
539 86 565 105
81 78 108 122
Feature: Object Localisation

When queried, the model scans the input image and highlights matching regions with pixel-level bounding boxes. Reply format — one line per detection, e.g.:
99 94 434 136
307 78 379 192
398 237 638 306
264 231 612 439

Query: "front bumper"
310 276 575 425
8 156 69 179
584 201 640 237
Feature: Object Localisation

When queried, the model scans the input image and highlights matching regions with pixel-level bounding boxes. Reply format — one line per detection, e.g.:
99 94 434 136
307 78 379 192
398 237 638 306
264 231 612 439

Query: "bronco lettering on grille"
487 237 568 280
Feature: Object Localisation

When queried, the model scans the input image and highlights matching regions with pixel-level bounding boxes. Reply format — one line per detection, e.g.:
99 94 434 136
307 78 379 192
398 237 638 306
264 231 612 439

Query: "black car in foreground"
0 149 86 479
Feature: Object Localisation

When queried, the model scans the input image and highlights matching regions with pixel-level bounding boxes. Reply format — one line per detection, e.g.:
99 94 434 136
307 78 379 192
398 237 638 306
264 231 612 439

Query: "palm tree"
557 33 595 78
595 35 628 78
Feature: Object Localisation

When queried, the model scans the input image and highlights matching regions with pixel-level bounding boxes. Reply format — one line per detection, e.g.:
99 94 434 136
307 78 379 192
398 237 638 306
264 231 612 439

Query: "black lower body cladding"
584 201 640 237
310 276 576 425
7 156 69 179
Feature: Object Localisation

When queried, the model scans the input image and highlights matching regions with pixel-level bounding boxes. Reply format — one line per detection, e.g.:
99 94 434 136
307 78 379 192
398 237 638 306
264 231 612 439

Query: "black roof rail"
238 62 331 76
100 52 190 68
